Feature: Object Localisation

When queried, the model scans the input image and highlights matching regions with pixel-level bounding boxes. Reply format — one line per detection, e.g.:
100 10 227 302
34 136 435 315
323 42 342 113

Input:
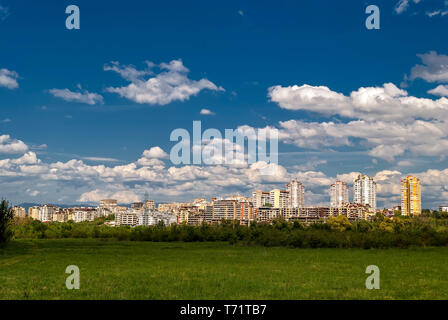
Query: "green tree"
327 215 351 232
0 200 14 246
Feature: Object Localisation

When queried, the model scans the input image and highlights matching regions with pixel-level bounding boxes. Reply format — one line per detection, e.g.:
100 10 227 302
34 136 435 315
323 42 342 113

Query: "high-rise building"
353 174 376 211
287 179 305 208
252 190 270 208
131 202 144 209
28 206 39 220
269 189 290 208
144 200 156 210
12 206 26 218
401 176 421 216
100 199 118 212
330 181 349 208
38 205 56 222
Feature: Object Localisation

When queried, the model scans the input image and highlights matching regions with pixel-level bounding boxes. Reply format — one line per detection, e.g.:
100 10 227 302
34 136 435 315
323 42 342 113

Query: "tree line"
6 208 448 249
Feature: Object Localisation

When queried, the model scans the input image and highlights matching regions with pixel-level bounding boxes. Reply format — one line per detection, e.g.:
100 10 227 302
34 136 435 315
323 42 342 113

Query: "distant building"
131 202 143 209
256 203 372 224
439 206 448 213
354 174 376 211
204 199 254 225
287 179 305 208
100 199 118 212
38 205 56 222
330 181 349 208
144 200 156 210
137 210 177 226
401 176 421 216
12 206 26 218
205 200 237 223
115 211 138 226
28 206 39 220
252 190 270 208
269 189 290 208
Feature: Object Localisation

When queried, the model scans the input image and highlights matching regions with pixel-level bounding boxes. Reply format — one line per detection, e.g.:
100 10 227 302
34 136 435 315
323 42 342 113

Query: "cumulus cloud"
49 88 104 105
275 119 448 161
267 78 448 162
409 51 448 83
0 133 446 208
142 146 169 159
200 108 215 115
269 82 448 122
0 135 28 154
428 85 448 97
0 68 19 89
105 59 224 105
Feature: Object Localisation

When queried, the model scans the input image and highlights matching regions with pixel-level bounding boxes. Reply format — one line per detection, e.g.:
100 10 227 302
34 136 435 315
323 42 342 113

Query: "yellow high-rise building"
401 176 421 216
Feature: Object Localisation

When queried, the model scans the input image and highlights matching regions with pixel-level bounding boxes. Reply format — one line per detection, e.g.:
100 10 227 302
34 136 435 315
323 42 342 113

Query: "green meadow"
0 239 447 299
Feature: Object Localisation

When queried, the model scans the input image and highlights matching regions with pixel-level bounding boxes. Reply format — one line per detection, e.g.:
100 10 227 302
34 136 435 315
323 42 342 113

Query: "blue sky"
1 0 448 208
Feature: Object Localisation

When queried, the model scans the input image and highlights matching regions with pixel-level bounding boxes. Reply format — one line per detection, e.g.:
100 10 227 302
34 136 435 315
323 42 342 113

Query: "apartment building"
330 181 349 208
252 190 270 208
287 179 305 208
256 203 372 224
354 174 376 211
12 206 26 218
401 176 421 216
269 189 290 208
38 205 56 222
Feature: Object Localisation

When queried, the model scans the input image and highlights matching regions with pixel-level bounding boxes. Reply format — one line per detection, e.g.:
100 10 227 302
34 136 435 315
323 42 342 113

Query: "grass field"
1 239 447 299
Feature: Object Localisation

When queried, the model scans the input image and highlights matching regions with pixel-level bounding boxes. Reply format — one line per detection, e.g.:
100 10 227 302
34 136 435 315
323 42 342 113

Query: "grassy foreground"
0 239 447 299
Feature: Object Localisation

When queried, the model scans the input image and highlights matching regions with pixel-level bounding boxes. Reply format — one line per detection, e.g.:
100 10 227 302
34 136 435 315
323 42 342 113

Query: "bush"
0 200 14 246
10 214 448 249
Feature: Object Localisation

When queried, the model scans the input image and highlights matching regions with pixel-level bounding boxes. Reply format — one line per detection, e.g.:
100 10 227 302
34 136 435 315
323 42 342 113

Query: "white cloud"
269 82 448 122
238 10 244 16
49 88 104 105
105 59 224 105
0 132 446 208
409 51 448 83
426 10 441 17
275 119 448 161
1 118 11 123
0 68 19 89
81 157 121 162
79 188 140 204
394 0 424 14
0 135 28 154
26 189 40 197
141 146 169 159
200 108 215 115
428 85 448 97
395 0 410 14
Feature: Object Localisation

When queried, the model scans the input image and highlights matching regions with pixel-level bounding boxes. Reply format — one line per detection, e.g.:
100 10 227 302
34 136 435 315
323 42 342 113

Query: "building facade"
252 190 270 208
401 176 421 216
287 179 305 208
269 189 290 208
330 181 349 208
353 174 376 211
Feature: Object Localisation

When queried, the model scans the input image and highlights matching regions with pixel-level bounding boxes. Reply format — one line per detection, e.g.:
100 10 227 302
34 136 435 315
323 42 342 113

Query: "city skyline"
1 0 448 209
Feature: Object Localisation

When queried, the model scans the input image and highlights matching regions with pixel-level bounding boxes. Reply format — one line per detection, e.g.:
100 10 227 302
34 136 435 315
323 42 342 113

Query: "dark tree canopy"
0 200 14 246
